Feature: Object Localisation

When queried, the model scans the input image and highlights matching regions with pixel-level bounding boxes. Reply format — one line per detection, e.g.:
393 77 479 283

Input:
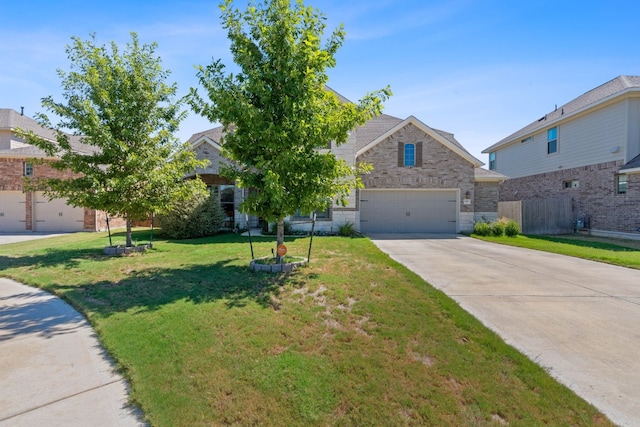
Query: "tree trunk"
276 217 284 264
126 217 133 247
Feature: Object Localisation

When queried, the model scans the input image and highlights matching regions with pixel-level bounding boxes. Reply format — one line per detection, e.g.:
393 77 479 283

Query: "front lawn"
472 234 640 269
0 231 613 426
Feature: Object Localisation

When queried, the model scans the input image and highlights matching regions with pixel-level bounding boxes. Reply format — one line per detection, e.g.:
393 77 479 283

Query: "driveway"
370 234 640 427
0 233 69 246
0 279 144 426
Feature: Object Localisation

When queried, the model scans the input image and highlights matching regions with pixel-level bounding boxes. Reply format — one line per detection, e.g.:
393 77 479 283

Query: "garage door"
34 192 85 232
360 189 458 233
0 191 28 232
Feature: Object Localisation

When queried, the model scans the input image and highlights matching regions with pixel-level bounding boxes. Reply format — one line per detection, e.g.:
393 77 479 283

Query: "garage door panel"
35 192 85 232
0 191 27 232
360 190 457 233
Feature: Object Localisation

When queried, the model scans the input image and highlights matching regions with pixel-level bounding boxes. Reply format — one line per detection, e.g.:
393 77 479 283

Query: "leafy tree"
19 33 208 247
188 0 391 261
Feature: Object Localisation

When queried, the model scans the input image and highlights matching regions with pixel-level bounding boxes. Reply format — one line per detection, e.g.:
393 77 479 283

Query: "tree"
20 33 208 247
188 0 391 261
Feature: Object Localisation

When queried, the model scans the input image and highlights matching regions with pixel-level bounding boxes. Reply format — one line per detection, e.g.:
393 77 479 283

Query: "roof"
483 75 640 153
620 154 640 174
474 167 507 182
354 114 404 151
186 126 224 146
0 108 95 157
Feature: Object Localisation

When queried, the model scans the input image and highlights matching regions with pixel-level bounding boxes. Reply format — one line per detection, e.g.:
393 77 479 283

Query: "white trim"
190 135 223 152
356 115 482 167
620 167 640 174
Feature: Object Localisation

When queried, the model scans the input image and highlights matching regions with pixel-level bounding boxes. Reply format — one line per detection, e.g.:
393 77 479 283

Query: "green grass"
472 233 640 269
0 231 613 426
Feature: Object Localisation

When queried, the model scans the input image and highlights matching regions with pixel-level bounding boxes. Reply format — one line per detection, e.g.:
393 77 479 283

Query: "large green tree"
188 0 391 260
20 33 207 247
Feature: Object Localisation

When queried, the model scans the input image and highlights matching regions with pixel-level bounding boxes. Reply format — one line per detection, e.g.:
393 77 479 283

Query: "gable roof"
620 154 640 174
356 115 483 167
0 108 95 157
187 126 224 151
483 75 640 153
474 167 507 182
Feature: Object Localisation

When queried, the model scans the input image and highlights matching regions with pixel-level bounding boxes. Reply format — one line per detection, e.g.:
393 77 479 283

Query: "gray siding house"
187 92 505 234
483 76 640 238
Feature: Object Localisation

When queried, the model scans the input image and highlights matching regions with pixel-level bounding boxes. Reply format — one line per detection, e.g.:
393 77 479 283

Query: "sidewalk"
0 278 145 427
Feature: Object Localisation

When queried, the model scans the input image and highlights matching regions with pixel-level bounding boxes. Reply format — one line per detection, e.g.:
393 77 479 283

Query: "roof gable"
189 127 224 152
357 115 482 167
484 75 640 153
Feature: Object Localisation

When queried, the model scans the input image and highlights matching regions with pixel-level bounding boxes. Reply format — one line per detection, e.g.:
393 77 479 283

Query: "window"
489 152 496 170
563 179 579 189
293 206 331 220
404 143 415 167
209 185 235 227
547 127 558 154
616 174 628 195
23 162 33 177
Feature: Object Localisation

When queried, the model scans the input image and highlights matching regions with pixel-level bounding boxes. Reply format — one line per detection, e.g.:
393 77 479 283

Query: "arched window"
404 143 415 167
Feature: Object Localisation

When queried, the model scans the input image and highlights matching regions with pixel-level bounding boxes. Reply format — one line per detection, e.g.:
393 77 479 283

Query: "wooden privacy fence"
498 198 573 235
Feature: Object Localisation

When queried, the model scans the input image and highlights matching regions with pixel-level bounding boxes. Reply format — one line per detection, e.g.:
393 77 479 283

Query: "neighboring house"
483 75 640 238
186 95 505 234
0 108 122 232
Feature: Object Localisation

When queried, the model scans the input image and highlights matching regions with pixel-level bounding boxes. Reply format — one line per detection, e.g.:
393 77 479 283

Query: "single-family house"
0 108 122 232
186 93 505 234
483 75 640 238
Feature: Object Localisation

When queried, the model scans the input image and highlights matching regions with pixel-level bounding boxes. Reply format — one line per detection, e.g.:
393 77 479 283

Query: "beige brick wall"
500 160 640 233
357 123 476 213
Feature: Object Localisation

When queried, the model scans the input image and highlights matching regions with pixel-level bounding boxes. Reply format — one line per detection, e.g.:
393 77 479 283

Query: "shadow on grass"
525 235 640 252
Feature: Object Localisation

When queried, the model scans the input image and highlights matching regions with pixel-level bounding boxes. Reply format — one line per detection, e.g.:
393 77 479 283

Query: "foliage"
473 222 491 236
491 221 505 237
261 220 293 236
187 0 391 259
0 232 613 426
337 221 358 237
505 219 520 237
157 190 226 239
19 33 208 246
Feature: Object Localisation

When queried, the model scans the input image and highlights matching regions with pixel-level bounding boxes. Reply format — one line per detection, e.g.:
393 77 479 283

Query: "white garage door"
34 192 85 232
360 189 458 233
0 191 28 232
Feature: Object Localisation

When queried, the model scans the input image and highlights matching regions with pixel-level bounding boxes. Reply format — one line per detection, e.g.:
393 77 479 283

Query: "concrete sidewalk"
0 278 144 427
370 234 640 427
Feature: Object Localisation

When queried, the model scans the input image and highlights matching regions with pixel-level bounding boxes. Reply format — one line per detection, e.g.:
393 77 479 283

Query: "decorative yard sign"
277 244 288 257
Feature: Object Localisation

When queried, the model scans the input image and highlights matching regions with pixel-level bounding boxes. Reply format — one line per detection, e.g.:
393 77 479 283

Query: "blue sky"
2 0 640 165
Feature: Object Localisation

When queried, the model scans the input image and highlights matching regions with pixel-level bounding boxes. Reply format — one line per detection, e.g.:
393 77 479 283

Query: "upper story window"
489 152 496 170
547 127 558 154
23 162 34 177
404 143 415 167
616 174 628 195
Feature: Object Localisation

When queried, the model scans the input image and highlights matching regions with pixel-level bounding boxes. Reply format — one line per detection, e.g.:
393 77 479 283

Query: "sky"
2 0 640 166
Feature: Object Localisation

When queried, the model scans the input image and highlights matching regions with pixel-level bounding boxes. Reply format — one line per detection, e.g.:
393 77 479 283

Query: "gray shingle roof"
483 75 640 153
621 154 640 171
474 167 507 181
354 114 403 151
187 126 224 145
0 108 96 157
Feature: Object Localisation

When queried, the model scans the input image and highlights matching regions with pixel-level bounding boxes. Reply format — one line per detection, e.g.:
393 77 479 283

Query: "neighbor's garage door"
0 191 27 232
360 189 457 233
34 192 85 232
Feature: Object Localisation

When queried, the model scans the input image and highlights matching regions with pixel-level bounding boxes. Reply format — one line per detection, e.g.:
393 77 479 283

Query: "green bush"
491 221 505 237
473 222 491 236
505 220 520 237
157 191 225 239
338 221 358 237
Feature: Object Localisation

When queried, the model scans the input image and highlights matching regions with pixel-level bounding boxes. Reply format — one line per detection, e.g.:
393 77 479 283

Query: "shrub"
491 221 505 237
157 191 225 239
505 220 520 237
338 221 358 237
473 222 491 236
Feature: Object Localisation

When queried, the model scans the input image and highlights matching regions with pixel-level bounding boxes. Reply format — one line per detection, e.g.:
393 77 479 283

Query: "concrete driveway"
370 234 640 427
0 279 144 426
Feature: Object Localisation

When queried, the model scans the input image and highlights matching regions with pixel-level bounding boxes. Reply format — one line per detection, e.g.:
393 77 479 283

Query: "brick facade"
358 123 476 214
499 160 640 233
0 157 126 231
